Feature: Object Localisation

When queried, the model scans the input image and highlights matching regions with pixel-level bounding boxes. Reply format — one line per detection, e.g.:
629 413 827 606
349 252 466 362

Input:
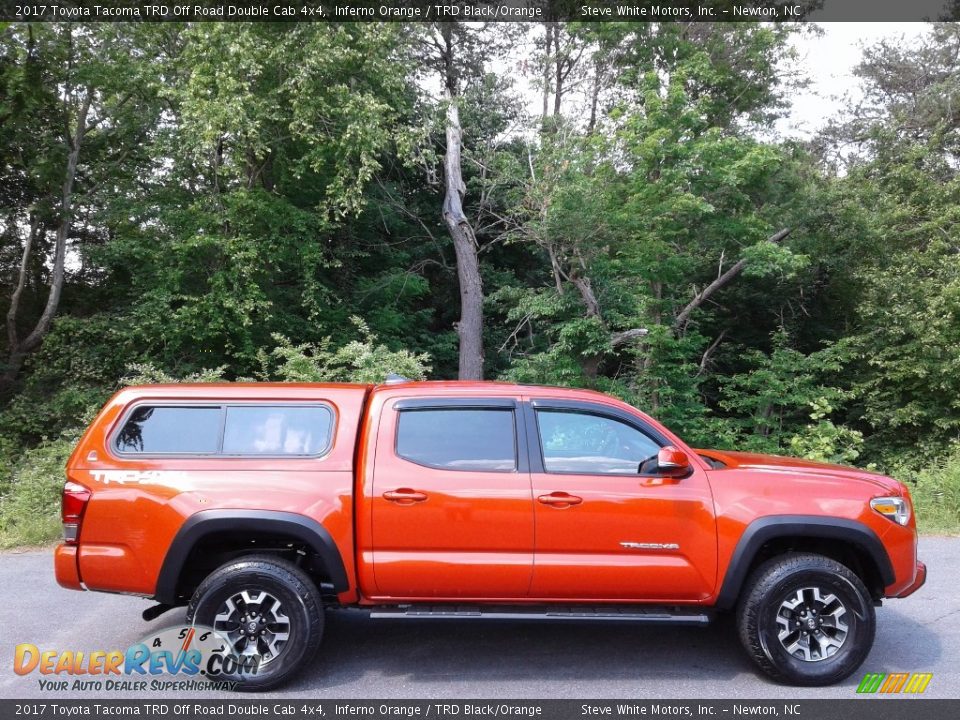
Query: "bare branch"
673 228 791 334
697 330 728 376
610 328 649 347
498 313 533 353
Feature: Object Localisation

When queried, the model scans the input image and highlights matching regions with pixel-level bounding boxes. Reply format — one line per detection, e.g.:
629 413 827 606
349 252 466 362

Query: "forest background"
2 20 959 546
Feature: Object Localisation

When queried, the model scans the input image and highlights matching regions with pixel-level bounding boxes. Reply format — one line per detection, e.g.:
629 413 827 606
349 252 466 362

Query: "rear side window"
396 408 516 471
113 403 333 457
115 406 220 454
222 406 332 456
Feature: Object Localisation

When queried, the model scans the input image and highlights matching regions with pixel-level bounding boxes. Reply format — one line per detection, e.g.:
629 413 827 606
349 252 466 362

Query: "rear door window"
396 408 517 471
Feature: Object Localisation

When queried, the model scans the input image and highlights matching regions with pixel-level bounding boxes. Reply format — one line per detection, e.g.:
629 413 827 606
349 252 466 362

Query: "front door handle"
383 488 428 504
537 492 583 508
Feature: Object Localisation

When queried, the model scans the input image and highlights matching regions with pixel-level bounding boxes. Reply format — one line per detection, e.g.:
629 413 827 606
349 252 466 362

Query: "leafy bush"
125 318 432 386
718 330 849 450
122 363 230 386
0 315 139 448
259 318 431 383
0 433 78 548
788 399 865 466
902 447 960 535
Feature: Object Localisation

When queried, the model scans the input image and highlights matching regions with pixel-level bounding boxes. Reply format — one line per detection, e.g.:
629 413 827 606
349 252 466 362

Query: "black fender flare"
714 515 895 610
154 509 349 605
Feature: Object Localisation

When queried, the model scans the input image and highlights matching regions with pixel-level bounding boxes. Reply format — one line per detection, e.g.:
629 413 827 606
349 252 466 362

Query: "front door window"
537 409 661 475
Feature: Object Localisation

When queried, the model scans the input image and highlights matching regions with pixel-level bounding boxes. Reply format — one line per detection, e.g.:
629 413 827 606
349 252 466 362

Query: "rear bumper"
894 561 926 598
54 544 84 591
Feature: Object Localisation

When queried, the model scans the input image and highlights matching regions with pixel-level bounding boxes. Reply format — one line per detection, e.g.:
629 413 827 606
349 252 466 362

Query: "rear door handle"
383 488 428 504
537 492 582 508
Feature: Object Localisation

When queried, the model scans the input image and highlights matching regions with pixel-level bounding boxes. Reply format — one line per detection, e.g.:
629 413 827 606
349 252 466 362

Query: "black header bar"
0 0 957 23
1 701 960 720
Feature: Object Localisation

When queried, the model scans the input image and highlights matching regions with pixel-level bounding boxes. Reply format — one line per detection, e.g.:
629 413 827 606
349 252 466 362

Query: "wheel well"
172 531 338 605
154 510 350 607
744 536 886 601
714 516 895 610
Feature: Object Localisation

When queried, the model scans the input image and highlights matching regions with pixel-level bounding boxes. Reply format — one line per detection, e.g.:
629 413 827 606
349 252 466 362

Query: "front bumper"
895 561 926 598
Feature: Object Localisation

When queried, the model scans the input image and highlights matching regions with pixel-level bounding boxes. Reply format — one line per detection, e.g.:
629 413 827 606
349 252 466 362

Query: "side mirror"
657 446 691 478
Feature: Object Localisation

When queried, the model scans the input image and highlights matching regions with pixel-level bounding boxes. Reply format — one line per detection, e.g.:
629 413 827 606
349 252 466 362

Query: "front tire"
186 554 324 691
736 553 875 686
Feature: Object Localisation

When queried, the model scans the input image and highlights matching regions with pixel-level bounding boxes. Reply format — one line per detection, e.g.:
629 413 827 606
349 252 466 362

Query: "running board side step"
368 605 712 624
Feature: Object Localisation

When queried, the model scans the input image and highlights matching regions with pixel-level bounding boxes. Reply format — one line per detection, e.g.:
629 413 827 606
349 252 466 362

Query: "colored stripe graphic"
857 672 932 694
857 673 885 693
880 673 908 693
904 673 933 694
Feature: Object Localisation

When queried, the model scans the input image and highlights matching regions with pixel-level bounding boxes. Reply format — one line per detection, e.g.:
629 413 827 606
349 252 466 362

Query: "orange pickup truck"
55 379 925 690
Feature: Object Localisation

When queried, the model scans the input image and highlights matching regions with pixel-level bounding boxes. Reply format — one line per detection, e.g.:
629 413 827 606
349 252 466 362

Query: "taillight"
61 481 91 544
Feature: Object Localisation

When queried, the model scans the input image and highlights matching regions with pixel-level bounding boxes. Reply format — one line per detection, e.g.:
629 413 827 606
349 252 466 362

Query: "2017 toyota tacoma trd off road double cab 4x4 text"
54 380 925 690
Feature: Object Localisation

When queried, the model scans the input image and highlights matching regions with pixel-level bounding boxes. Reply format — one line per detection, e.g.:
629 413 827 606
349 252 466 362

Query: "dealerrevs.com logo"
13 625 258 692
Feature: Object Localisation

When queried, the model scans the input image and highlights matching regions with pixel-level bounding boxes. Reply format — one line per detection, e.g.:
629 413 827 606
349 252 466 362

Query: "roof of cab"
368 379 618 400
112 379 614 401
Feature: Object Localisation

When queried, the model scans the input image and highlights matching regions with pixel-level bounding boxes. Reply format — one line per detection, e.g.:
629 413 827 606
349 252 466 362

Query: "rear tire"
736 553 875 686
186 554 324 692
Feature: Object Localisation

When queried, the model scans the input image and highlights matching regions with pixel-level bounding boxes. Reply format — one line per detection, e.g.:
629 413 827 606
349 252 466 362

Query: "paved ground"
0 538 955 700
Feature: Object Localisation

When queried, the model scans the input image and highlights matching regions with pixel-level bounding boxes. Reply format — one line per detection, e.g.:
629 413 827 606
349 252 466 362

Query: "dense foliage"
1 21 959 544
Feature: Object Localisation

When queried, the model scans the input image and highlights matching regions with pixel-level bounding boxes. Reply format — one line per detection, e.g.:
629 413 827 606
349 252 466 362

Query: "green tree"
818 24 960 462
1 24 165 390
493 24 809 441
99 23 414 373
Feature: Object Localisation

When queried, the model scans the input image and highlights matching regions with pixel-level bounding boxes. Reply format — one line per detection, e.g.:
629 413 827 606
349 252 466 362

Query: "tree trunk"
441 77 484 380
642 281 663 412
570 269 647 380
571 267 603 378
570 273 601 318
587 61 601 133
1 89 92 392
553 41 564 116
546 243 564 295
541 23 552 121
6 214 40 351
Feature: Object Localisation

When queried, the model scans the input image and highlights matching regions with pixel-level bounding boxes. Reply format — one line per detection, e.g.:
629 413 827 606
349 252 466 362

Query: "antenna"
384 373 411 384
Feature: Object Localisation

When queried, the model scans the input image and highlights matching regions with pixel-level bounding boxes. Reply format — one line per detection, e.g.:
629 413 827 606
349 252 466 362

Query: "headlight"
871 496 911 526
